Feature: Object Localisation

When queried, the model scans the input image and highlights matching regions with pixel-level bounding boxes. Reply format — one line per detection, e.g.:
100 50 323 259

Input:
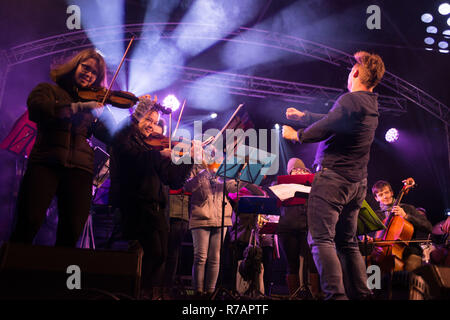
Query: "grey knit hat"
132 94 158 122
287 157 306 174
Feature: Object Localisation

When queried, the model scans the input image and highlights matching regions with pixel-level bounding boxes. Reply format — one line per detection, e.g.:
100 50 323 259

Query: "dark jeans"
163 218 188 287
279 230 316 282
122 202 168 289
307 169 371 300
262 246 274 294
11 163 93 247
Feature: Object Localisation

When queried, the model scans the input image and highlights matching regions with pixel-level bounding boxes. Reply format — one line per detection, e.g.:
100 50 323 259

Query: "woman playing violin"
109 95 196 299
11 48 112 246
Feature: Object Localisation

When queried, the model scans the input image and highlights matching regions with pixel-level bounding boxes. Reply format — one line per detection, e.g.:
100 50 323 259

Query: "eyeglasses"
79 63 98 77
291 168 311 175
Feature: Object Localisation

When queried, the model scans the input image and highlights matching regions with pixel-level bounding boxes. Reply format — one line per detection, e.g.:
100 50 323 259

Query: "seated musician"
277 158 321 299
370 180 433 272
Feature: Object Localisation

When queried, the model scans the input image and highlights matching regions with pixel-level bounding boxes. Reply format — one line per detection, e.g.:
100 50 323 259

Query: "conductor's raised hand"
286 107 305 121
282 125 299 142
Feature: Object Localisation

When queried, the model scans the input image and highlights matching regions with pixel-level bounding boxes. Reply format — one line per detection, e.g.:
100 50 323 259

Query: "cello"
373 177 416 273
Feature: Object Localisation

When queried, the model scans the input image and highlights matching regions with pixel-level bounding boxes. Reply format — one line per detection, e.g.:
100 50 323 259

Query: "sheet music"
268 183 311 201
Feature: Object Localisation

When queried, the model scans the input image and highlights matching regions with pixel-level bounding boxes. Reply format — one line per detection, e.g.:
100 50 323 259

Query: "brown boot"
286 274 300 297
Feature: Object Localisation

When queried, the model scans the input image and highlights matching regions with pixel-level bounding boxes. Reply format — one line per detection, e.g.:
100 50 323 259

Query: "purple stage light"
385 128 399 143
162 94 180 112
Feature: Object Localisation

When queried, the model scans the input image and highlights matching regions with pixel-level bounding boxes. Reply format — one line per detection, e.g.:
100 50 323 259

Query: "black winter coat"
27 83 110 174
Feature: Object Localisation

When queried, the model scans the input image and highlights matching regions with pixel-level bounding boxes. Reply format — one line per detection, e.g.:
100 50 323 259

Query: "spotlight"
426 26 438 33
162 95 180 112
274 123 280 130
421 13 433 23
439 3 450 15
439 49 449 53
439 41 449 48
210 112 218 119
385 128 399 143
424 37 435 45
448 17 450 26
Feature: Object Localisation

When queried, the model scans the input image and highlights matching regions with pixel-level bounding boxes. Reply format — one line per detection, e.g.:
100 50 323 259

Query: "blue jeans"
191 227 227 293
307 169 371 300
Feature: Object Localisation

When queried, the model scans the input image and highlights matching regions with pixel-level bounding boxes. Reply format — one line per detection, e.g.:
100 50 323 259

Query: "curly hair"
50 48 107 88
353 51 385 89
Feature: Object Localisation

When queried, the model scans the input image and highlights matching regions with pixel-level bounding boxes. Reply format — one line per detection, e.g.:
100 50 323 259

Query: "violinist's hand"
441 216 450 234
160 148 172 159
286 107 305 121
392 206 407 218
70 101 104 117
282 125 299 142
91 102 104 118
191 140 203 163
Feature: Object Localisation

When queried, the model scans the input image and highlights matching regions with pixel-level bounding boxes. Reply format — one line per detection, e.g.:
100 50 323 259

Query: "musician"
184 160 250 297
109 96 194 299
282 51 385 300
277 158 321 299
371 180 433 272
11 49 109 247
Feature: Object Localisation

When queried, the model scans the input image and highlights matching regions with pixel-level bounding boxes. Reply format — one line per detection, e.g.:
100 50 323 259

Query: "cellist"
370 179 432 272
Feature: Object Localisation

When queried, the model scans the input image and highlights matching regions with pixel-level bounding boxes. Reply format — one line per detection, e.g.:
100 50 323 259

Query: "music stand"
0 110 37 158
357 200 386 266
210 147 275 299
208 155 243 300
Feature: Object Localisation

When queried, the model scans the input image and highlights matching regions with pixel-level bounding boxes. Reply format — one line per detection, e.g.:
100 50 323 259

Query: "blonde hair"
50 48 107 88
353 51 385 89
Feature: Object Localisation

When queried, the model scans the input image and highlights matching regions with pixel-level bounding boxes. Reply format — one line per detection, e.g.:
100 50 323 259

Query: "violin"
78 87 139 109
144 132 173 150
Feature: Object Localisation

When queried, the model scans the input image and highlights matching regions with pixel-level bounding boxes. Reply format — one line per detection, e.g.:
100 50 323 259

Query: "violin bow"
172 99 186 139
100 36 135 107
202 103 244 147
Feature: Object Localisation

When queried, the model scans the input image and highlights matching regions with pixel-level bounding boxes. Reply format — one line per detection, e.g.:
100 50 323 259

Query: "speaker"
0 242 142 300
414 264 450 299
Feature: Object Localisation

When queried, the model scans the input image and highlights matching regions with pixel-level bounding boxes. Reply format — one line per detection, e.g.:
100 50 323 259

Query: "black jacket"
297 91 379 182
27 83 110 174
109 117 193 210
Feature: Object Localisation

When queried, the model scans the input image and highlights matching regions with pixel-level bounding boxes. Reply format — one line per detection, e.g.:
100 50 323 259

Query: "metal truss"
2 23 447 123
163 63 407 114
